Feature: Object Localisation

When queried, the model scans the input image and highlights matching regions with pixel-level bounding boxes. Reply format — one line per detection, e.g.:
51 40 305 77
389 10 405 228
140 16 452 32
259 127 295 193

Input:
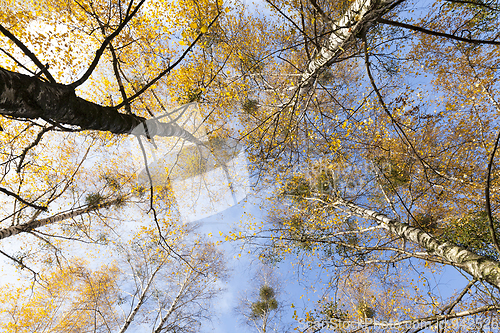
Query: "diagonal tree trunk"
0 198 123 240
334 198 500 289
298 0 404 92
0 68 197 141
118 263 162 333
153 270 194 333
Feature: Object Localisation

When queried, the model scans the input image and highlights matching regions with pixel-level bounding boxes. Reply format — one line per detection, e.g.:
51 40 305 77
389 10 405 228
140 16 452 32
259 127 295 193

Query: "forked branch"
70 0 148 88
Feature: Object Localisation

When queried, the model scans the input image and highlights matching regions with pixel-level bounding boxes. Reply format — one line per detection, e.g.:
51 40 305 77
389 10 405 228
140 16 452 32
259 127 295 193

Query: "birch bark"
0 68 197 140
334 198 500 289
0 198 123 240
118 264 162 333
298 0 404 92
153 271 193 333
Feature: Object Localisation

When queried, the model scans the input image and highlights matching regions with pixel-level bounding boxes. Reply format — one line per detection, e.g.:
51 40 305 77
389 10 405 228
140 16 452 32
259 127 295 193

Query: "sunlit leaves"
0 259 121 333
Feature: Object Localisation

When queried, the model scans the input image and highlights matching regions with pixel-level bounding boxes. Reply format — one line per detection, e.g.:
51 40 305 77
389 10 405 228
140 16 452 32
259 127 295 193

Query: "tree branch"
0 47 37 76
335 305 500 329
0 68 199 141
153 272 192 333
16 125 55 173
0 248 39 280
444 0 500 12
440 279 476 314
378 18 500 45
334 197 500 289
118 263 162 333
298 0 404 91
485 127 500 256
0 186 47 211
0 24 55 83
114 11 221 109
0 197 124 240
475 82 500 257
308 0 333 24
69 0 147 88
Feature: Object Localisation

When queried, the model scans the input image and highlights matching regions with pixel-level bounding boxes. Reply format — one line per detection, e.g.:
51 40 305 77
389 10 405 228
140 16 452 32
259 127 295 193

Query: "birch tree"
229 0 500 330
0 0 237 270
0 224 226 333
3 0 500 330
236 265 289 333
0 3 235 329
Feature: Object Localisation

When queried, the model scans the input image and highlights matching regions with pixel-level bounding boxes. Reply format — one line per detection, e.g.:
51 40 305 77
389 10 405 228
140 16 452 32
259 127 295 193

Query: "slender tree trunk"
153 272 192 333
261 312 268 333
118 264 162 333
335 198 500 289
0 67 197 140
0 198 122 240
299 0 403 91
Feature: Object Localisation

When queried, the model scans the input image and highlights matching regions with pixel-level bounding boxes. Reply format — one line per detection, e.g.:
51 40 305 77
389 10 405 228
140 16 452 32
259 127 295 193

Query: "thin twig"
477 82 500 256
441 279 476 314
0 47 37 76
485 128 500 255
135 136 206 276
115 12 221 109
0 186 47 211
378 18 500 46
0 248 39 281
0 24 55 83
16 125 55 173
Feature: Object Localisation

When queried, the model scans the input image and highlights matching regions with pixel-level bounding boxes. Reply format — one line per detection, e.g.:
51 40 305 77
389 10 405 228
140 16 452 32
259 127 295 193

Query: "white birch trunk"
0 198 122 240
118 264 162 333
335 198 500 289
299 0 403 90
153 272 193 333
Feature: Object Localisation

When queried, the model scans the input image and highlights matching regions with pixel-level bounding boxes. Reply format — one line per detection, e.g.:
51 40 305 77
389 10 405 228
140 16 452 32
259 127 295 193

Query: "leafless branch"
70 0 148 88
16 125 55 173
0 24 55 83
378 18 500 46
0 186 47 211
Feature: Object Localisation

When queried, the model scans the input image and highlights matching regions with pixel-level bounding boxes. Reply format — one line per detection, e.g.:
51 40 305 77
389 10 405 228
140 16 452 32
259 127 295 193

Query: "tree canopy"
1 0 500 331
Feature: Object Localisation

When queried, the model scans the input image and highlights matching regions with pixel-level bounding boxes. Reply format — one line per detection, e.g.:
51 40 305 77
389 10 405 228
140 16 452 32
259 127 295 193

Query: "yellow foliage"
0 259 120 333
